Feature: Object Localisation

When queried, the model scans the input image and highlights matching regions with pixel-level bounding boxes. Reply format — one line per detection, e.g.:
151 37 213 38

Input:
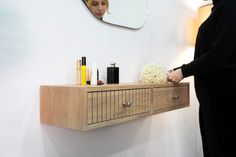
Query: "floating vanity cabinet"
40 83 189 131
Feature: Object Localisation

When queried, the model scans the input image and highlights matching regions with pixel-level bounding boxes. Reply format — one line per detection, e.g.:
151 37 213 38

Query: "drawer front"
87 88 152 125
153 86 189 112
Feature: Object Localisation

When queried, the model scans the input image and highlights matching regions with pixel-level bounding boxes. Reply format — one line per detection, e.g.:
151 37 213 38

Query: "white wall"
0 0 204 157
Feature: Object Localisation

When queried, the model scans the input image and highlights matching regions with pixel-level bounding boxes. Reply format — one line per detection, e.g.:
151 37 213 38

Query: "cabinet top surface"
40 82 189 89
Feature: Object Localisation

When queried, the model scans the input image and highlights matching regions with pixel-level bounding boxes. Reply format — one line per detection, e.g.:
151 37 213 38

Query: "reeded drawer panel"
87 88 152 125
153 86 189 113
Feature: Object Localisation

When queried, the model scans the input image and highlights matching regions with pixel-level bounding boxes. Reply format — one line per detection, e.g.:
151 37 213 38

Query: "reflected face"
87 0 108 19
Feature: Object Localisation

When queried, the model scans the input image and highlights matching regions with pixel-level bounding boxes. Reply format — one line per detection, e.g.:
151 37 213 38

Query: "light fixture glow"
197 4 213 27
185 3 213 46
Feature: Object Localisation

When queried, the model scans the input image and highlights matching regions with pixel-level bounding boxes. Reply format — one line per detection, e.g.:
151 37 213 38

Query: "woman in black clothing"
167 0 236 156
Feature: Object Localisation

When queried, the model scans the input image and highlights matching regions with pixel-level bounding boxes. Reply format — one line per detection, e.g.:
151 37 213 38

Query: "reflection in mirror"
85 0 109 20
83 0 148 29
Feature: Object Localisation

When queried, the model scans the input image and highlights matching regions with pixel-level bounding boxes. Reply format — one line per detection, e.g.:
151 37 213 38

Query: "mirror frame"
82 0 148 29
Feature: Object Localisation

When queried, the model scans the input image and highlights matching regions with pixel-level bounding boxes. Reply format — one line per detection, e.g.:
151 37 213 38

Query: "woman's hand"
167 68 184 83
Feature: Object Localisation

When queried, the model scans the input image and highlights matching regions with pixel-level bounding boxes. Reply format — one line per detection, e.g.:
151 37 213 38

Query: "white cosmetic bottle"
91 62 97 85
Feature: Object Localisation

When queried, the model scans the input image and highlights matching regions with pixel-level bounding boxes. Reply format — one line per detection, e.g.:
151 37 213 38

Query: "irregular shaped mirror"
83 0 148 29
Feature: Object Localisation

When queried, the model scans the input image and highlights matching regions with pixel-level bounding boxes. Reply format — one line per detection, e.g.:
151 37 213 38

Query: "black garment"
181 0 236 156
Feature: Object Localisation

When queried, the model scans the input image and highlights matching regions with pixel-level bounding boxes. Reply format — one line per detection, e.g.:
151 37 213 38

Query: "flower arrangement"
139 64 167 84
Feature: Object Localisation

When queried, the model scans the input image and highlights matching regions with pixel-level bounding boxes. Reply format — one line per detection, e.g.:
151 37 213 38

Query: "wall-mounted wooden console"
40 83 189 131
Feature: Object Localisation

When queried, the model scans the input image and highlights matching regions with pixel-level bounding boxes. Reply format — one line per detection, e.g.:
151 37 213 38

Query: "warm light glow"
185 3 213 46
185 18 197 46
197 4 213 27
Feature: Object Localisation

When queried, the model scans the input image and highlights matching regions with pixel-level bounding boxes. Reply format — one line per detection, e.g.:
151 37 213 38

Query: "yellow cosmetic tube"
81 57 87 85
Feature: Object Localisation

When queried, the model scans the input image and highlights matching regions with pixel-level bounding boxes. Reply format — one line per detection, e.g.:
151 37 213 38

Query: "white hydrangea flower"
139 64 167 84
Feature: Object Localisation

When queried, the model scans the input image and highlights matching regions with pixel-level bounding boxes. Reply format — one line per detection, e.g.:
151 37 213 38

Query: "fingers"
166 69 183 84
167 75 179 84
166 69 173 82
166 73 173 82
166 76 171 82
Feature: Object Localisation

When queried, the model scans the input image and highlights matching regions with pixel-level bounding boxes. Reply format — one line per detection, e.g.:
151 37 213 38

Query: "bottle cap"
82 57 86 65
77 59 81 70
111 62 116 67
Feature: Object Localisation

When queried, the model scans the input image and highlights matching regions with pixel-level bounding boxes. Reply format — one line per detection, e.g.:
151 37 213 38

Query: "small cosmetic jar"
107 63 119 84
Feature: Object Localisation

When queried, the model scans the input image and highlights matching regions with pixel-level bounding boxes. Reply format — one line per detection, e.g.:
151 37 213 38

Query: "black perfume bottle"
107 63 119 84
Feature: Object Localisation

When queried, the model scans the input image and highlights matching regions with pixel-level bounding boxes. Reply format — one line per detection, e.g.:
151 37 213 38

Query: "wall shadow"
41 117 152 157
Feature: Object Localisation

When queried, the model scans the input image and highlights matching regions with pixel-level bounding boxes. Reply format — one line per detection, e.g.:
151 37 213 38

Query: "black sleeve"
181 0 236 77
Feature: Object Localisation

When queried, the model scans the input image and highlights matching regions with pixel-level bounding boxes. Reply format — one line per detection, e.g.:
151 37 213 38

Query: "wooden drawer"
87 88 152 125
152 86 189 113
